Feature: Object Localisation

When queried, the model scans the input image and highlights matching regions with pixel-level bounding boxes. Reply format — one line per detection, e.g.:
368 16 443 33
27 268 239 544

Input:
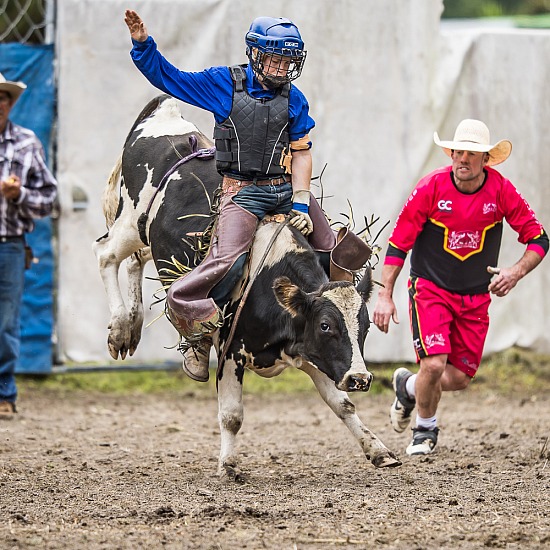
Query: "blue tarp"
0 43 56 373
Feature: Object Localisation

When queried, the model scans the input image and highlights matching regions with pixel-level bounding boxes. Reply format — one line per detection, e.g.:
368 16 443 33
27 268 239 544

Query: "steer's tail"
102 154 122 228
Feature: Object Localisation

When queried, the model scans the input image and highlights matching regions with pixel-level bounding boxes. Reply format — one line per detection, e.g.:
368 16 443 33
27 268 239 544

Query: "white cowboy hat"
433 119 512 166
0 72 27 106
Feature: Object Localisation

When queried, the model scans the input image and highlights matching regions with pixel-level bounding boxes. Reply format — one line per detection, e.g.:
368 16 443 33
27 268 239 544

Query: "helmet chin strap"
259 73 287 89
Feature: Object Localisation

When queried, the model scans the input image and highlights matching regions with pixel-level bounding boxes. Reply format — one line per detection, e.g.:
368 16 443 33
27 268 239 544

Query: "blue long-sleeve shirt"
130 36 315 142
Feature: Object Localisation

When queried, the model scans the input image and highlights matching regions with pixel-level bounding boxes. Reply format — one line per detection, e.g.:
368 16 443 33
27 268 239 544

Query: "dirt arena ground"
1 380 548 549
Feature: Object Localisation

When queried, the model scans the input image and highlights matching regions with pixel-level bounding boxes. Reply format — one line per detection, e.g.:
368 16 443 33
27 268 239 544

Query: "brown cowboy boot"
330 227 372 282
0 401 16 420
182 336 213 382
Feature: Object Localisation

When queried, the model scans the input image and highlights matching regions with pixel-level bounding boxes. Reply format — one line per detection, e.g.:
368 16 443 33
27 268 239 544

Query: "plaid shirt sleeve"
5 124 57 224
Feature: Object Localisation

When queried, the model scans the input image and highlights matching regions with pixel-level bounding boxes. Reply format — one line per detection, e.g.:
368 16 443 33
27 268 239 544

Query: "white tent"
56 0 550 364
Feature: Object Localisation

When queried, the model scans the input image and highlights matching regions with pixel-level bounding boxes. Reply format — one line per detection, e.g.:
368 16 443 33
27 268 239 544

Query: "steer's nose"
339 372 373 392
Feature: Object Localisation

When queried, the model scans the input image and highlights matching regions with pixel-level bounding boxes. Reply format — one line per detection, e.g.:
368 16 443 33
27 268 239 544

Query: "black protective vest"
214 65 290 177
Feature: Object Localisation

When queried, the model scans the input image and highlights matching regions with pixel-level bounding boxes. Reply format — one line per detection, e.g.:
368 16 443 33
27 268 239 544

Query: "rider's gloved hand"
289 190 313 236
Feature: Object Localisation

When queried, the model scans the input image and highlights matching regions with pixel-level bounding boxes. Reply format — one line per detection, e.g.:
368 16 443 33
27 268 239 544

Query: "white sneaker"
406 427 440 456
389 367 416 433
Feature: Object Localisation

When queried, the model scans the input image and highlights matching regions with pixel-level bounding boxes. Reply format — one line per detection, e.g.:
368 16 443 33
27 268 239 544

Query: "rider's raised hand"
124 9 148 42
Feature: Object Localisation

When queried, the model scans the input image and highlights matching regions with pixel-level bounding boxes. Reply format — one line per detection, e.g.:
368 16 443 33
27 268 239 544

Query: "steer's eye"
320 322 330 332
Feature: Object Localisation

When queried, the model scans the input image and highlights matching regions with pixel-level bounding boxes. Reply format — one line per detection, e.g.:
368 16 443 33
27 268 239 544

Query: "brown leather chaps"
166 185 371 340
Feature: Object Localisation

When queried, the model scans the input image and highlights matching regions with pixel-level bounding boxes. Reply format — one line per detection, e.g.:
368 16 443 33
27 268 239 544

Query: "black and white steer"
93 94 401 477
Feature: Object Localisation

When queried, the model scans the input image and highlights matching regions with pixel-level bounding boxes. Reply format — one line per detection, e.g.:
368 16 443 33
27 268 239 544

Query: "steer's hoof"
372 451 402 469
108 341 127 360
219 461 246 483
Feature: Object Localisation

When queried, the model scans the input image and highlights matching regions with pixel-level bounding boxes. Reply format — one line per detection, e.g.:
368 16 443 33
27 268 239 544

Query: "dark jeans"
0 239 26 403
231 181 293 219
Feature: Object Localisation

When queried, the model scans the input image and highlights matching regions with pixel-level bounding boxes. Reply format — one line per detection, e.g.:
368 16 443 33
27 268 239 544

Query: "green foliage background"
443 0 550 18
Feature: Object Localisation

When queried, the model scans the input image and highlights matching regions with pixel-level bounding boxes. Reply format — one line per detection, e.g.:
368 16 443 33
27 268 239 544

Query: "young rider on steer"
125 11 371 382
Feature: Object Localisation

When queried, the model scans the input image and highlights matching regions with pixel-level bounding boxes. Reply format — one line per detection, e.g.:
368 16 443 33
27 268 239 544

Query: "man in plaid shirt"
0 72 57 419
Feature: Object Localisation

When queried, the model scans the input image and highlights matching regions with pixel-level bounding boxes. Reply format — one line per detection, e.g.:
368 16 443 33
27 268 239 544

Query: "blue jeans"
0 239 25 403
231 181 293 218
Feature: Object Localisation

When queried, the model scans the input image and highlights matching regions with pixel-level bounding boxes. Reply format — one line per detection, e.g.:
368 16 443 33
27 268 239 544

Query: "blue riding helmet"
245 16 307 88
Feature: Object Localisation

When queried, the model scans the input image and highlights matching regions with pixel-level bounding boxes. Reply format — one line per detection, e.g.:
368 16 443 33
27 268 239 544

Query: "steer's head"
273 270 374 392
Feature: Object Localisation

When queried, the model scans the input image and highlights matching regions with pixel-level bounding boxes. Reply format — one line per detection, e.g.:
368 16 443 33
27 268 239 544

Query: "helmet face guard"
249 48 307 88
245 17 307 88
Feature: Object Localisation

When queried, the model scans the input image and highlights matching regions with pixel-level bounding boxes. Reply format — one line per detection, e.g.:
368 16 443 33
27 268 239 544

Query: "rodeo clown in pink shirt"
372 119 548 457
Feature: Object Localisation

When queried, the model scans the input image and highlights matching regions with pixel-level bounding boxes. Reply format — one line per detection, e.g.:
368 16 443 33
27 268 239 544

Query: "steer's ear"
356 265 374 303
273 276 310 318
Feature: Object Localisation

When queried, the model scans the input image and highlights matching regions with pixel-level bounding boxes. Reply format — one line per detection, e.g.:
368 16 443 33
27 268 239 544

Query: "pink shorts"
408 277 491 377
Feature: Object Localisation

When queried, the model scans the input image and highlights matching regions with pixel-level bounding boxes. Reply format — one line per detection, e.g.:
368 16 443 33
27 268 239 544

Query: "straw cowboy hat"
0 72 27 105
433 119 512 166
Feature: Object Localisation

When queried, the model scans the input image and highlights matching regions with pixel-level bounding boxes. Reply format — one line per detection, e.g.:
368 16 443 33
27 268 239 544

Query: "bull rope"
144 135 215 219
216 218 290 382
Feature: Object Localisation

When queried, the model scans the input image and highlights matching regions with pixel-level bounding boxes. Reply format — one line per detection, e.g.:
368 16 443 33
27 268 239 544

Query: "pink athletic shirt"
385 166 548 295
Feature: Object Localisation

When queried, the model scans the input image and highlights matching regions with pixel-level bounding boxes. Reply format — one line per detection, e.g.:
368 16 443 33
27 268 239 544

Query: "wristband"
292 202 309 213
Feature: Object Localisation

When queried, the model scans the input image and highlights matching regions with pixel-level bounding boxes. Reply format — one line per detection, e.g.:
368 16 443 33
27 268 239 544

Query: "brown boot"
0 401 16 420
182 337 212 382
330 227 372 282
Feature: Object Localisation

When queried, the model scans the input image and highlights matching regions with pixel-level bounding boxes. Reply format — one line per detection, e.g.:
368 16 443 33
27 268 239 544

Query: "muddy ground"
1 381 549 549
